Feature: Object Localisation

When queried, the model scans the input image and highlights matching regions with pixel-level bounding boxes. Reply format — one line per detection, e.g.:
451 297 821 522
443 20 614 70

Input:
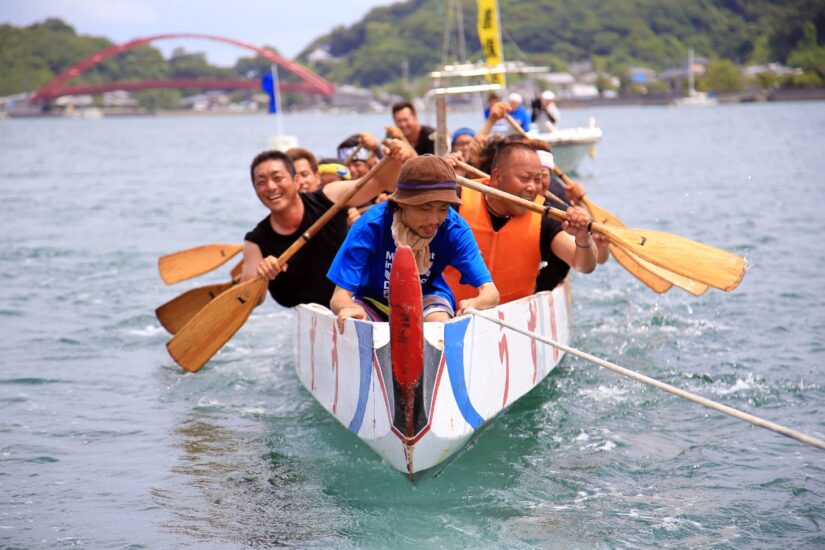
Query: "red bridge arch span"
30 33 335 102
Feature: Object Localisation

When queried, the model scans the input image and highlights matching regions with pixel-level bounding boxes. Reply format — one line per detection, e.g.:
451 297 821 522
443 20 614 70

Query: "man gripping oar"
242 140 416 309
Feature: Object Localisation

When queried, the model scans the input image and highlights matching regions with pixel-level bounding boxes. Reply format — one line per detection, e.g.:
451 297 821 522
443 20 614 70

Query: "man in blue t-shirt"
328 155 499 329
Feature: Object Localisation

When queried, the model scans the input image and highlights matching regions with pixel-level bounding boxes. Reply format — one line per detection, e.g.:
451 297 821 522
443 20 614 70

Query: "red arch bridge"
30 33 335 102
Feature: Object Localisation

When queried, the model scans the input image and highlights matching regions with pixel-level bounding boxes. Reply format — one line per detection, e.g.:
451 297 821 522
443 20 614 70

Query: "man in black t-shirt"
386 101 435 156
242 142 414 308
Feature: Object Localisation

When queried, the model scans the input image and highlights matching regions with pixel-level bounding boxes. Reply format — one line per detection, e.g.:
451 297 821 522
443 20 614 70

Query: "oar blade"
581 197 624 228
600 225 746 291
608 244 673 293
229 260 243 282
156 281 234 334
158 243 243 285
166 279 267 372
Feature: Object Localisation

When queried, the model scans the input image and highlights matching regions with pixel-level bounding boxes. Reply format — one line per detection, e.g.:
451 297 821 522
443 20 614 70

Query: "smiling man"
242 141 413 309
386 101 435 156
444 142 597 304
328 155 498 329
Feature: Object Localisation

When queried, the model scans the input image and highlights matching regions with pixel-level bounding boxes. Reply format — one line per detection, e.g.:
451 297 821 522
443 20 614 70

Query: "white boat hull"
534 126 603 174
293 281 573 474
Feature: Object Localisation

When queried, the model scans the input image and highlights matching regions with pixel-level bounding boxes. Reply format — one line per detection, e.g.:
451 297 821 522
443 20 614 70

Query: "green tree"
703 59 742 91
787 22 825 78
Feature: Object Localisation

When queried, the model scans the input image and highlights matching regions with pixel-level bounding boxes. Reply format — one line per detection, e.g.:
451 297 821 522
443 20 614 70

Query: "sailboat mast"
687 47 695 97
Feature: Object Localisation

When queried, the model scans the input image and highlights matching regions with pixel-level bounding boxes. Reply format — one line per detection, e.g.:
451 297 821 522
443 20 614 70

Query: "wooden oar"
156 281 235 334
155 259 244 334
468 308 825 452
553 166 709 296
456 176 746 291
344 144 363 164
158 243 243 285
503 113 531 140
166 156 393 373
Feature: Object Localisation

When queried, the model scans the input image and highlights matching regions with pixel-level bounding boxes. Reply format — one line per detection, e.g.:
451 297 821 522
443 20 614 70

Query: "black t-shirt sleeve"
539 216 564 260
244 216 270 247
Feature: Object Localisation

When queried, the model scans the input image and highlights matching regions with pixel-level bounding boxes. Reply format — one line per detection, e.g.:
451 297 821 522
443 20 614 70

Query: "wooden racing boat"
293 247 572 475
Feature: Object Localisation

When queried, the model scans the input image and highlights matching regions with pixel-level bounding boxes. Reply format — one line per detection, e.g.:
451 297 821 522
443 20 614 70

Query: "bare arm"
550 206 598 273
457 282 500 316
321 139 415 206
478 102 511 137
242 240 281 305
330 286 368 331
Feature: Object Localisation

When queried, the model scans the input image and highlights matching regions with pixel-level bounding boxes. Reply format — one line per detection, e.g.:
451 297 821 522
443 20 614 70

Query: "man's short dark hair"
491 141 537 172
286 147 318 173
250 150 295 182
391 101 416 117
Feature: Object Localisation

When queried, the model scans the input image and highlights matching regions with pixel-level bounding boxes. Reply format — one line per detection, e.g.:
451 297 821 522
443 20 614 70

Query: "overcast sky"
1 0 396 64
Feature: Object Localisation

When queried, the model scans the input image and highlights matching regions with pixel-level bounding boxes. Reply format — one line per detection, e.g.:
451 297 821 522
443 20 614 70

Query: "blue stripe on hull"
444 318 484 429
347 322 374 433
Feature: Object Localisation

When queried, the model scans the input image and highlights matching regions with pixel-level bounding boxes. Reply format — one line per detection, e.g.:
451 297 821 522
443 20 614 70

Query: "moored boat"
534 120 603 174
293 273 572 475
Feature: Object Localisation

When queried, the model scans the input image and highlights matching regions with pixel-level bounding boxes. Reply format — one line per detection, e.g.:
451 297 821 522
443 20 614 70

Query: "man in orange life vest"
444 141 597 304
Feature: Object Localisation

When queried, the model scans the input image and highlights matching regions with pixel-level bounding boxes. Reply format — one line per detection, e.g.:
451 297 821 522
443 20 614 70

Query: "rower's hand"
488 101 512 122
383 138 416 162
337 306 367 332
566 181 586 205
443 151 463 168
257 256 287 280
346 206 361 227
561 205 592 242
358 131 379 152
456 298 482 317
467 135 487 165
384 125 405 142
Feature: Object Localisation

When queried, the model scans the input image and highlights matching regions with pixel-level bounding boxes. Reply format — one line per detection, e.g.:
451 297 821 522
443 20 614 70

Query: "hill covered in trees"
298 0 825 90
2 1 824 103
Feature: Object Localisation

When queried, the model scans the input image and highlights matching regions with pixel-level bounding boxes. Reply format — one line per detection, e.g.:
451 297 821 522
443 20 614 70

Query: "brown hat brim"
388 188 462 206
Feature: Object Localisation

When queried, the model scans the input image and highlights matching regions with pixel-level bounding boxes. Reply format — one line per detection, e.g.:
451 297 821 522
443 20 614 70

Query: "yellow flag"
477 0 506 87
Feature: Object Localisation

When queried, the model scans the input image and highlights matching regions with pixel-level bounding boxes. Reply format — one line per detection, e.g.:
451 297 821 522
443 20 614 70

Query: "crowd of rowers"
243 97 608 330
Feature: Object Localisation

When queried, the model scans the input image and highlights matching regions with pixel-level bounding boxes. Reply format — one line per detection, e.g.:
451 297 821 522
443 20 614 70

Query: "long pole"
271 64 284 136
467 308 825 452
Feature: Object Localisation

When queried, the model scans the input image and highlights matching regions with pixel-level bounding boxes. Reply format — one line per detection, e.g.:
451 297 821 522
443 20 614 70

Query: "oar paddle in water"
552 166 710 296
456 176 746 291
158 243 243 285
166 156 394 373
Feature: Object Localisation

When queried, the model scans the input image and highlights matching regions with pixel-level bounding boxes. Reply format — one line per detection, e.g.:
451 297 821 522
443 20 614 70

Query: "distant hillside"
298 0 825 87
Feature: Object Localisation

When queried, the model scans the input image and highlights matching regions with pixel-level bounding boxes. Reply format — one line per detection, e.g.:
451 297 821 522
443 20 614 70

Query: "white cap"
507 92 523 104
541 90 556 101
537 150 555 171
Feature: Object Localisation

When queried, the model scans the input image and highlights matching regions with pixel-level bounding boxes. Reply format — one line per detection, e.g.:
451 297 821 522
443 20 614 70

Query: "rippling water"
1 102 824 548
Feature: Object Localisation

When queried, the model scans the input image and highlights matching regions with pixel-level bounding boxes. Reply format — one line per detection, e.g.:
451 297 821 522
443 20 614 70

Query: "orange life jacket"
444 185 541 304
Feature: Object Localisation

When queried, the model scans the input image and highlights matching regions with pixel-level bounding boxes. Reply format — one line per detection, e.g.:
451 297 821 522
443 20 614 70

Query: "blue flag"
261 72 277 114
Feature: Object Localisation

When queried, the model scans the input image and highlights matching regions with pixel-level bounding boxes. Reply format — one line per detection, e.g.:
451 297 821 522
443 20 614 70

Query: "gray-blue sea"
1 102 824 549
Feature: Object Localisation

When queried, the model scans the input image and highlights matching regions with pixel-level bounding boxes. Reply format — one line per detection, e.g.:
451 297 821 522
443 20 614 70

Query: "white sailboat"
429 0 602 173
673 48 718 107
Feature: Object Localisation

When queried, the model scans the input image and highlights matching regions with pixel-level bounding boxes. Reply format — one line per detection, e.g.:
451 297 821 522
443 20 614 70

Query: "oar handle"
276 155 392 266
455 160 487 180
503 113 531 140
455 175 575 226
344 144 363 165
545 190 569 208
552 165 575 188
455 160 570 209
